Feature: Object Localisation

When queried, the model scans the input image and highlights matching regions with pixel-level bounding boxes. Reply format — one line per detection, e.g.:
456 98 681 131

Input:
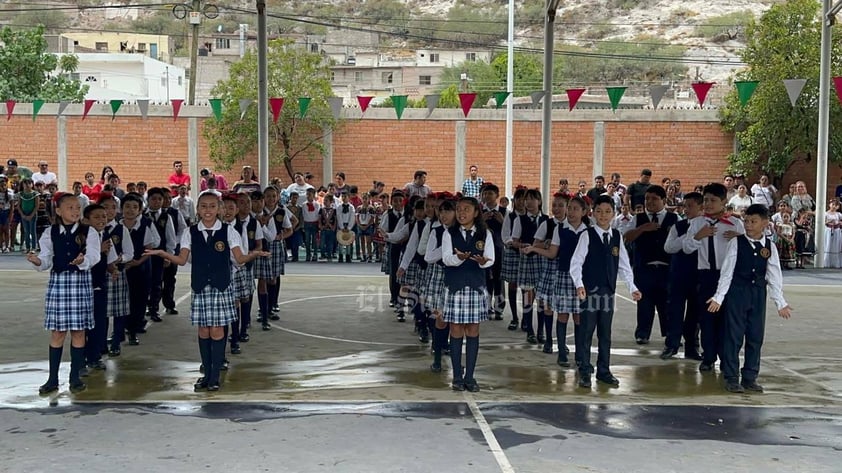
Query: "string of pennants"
3 78 841 122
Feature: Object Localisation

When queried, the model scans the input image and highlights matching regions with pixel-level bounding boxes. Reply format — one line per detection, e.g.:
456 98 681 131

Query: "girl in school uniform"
234 192 264 341
823 199 842 268
263 186 293 317
356 192 377 262
28 193 102 394
398 198 430 339
442 196 495 392
425 196 457 373
511 188 547 345
524 196 589 367
531 192 567 354
501 187 527 331
251 190 275 330
379 193 412 320
98 193 134 357
146 191 268 391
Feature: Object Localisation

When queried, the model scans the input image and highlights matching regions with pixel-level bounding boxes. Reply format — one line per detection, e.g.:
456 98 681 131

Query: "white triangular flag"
649 85 669 109
783 79 807 107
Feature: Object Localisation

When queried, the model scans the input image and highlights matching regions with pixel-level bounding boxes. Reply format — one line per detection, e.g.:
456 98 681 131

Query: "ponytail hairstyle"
569 196 590 227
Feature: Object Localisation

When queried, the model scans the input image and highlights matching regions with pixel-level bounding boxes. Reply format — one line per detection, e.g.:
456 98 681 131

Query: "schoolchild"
28 193 101 394
623 185 677 345
146 191 268 392
121 193 160 346
251 190 275 330
234 191 264 342
378 191 408 314
681 183 745 373
707 204 792 393
161 192 187 316
480 183 507 320
221 194 246 355
336 190 357 263
570 195 641 388
525 195 589 365
425 196 457 372
145 187 176 323
510 188 548 344
661 191 704 360
0 176 12 252
528 192 564 353
285 191 303 262
98 193 134 357
301 188 321 262
319 194 338 261
81 203 118 372
356 192 377 262
398 197 432 341
441 196 495 392
16 178 39 253
501 187 526 330
262 186 293 317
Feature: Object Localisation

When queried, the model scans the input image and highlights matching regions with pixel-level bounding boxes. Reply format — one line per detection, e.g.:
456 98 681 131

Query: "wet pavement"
1 256 841 472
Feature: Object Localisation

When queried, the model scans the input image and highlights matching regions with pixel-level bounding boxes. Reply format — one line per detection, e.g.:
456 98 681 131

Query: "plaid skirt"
380 243 391 273
232 266 254 300
254 253 273 279
190 285 237 327
107 269 130 318
516 254 542 289
44 271 94 331
548 270 580 314
443 286 490 324
500 247 520 282
399 260 425 288
536 258 558 302
270 239 285 277
424 263 446 311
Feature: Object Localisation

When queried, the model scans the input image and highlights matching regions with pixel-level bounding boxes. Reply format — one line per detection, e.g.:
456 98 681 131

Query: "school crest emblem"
248 231 255 240
157 220 165 229
111 235 120 245
611 246 620 257
476 240 485 251
759 247 771 259
75 234 86 246
275 214 284 222
214 241 226 252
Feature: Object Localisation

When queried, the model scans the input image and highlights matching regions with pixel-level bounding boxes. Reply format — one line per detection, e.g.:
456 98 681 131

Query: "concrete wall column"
323 126 334 187
57 116 68 191
455 120 466 191
592 121 605 178
188 118 199 200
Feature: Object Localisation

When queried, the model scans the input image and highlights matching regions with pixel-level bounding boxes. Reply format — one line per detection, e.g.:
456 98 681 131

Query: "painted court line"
464 393 516 473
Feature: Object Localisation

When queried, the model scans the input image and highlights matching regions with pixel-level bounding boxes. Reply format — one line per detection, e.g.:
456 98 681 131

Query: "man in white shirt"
32 161 57 186
286 172 314 205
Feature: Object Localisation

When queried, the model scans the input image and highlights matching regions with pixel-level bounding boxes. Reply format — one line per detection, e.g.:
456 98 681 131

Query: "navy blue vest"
411 219 428 266
443 226 487 292
105 223 126 270
189 225 232 292
633 211 677 267
149 209 170 250
732 237 771 290
669 219 697 278
555 226 584 272
167 207 182 234
128 217 151 261
234 217 258 268
519 214 547 256
581 227 621 294
50 224 90 274
484 206 506 249
432 224 447 266
91 230 109 289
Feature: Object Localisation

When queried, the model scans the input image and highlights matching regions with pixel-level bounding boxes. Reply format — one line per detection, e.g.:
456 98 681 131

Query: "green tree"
719 0 842 177
437 59 501 107
560 39 687 84
0 26 88 101
203 38 336 180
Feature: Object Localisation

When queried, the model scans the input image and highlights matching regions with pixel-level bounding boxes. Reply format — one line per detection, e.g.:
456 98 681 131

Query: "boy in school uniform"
121 193 160 346
28 193 101 394
81 203 118 373
480 183 507 320
707 204 792 393
661 191 703 360
378 191 408 312
336 190 357 263
145 187 176 323
570 195 641 388
300 188 321 262
162 192 187 316
623 185 677 346
99 193 134 357
681 183 745 373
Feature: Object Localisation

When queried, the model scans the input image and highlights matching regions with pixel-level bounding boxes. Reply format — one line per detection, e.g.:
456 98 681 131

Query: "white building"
63 53 186 102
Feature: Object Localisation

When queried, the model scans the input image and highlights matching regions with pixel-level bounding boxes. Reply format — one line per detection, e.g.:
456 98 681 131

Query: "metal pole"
188 0 200 105
540 1 559 202
257 0 269 188
504 0 514 197
815 0 832 268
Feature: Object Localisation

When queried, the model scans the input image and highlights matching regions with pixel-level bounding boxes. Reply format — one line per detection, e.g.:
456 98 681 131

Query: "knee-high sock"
198 337 211 373
240 296 253 332
433 327 446 365
507 284 518 321
69 346 85 383
536 307 545 337
574 321 583 364
47 346 63 384
230 319 240 344
523 307 534 336
270 277 281 307
544 314 554 345
257 292 269 321
557 321 568 352
464 336 479 381
208 338 225 385
449 337 464 381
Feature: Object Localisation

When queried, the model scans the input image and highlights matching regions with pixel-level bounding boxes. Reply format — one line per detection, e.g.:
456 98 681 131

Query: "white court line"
762 359 840 395
464 393 516 473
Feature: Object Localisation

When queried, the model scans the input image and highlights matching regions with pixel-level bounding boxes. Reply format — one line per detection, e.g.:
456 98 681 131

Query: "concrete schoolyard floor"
0 255 840 472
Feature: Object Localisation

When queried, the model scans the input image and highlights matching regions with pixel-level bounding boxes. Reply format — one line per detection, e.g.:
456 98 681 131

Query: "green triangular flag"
209 98 223 121
298 97 311 119
391 95 407 120
110 99 123 120
606 86 627 111
32 99 45 121
493 91 510 109
735 80 759 107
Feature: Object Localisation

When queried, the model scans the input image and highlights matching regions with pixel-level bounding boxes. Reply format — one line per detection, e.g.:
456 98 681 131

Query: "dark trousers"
110 317 125 351
665 278 700 352
578 289 615 377
286 229 302 261
303 222 318 259
162 261 177 310
146 256 165 315
388 245 402 304
486 246 504 313
85 288 108 363
697 270 724 365
634 264 670 340
126 265 149 334
722 285 766 382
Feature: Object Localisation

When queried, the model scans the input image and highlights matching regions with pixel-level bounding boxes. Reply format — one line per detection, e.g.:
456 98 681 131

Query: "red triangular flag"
171 99 184 121
269 97 284 123
691 82 714 107
458 93 477 117
82 99 96 120
5 100 15 120
833 77 842 106
357 96 373 113
566 88 586 111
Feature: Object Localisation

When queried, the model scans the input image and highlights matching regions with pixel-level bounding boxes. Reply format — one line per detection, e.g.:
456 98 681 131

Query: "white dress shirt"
441 225 495 268
33 223 102 272
336 202 356 230
510 212 543 240
301 200 322 222
711 235 787 310
122 216 161 249
682 215 746 270
501 211 521 245
569 226 638 293
424 221 444 264
105 220 135 262
400 217 431 270
147 208 177 254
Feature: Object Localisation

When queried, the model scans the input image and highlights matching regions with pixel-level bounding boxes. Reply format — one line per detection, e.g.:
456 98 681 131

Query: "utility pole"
188 0 201 105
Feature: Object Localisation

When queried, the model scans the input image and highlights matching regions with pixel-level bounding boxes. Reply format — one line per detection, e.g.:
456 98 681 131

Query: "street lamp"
171 1 219 105
540 0 563 203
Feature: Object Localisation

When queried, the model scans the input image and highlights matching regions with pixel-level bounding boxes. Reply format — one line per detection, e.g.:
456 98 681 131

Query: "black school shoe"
269 314 280 321
660 347 678 360
526 334 538 344
230 345 242 355
430 362 442 373
684 351 704 361
537 334 546 344
578 375 592 388
542 343 553 354
239 333 250 342
741 380 764 393
725 379 745 393
557 351 570 367
596 372 620 387
507 319 519 331
194 377 208 391
699 362 714 372
149 314 163 323
451 379 466 391
494 312 504 321
165 308 179 315
108 347 121 357
39 382 59 395
69 381 87 393
464 379 480 393
128 335 140 346
261 320 271 331
88 360 107 370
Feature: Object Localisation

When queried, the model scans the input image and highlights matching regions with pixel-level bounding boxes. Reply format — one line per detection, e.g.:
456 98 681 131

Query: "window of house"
310 43 319 53
330 71 335 82
215 38 231 49
354 71 363 82
382 72 393 84
465 52 476 62
137 43 147 51
178 76 182 86
429 53 439 63
419 75 431 85
95 42 108 52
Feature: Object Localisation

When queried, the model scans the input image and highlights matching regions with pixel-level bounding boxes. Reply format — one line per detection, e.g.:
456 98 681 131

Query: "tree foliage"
719 0 842 178
560 39 688 84
203 39 336 180
0 26 88 102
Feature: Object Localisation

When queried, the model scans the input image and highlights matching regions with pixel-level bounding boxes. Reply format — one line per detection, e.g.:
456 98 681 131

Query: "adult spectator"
108 174 126 200
5 159 21 191
728 184 753 213
782 182 797 206
461 164 484 198
82 172 99 201
602 182 622 211
31 161 57 186
404 170 432 198
672 179 685 199
233 165 261 194
610 172 627 199
625 168 652 209
790 181 816 215
557 178 575 198
334 172 350 197
575 180 591 205
304 172 314 187
750 174 777 208
369 180 385 196
199 168 229 191
586 175 607 203
723 174 737 201
167 160 191 197
286 172 314 204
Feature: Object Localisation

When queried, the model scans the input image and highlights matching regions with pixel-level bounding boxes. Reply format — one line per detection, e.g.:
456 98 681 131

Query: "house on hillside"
61 53 186 102
59 32 173 63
